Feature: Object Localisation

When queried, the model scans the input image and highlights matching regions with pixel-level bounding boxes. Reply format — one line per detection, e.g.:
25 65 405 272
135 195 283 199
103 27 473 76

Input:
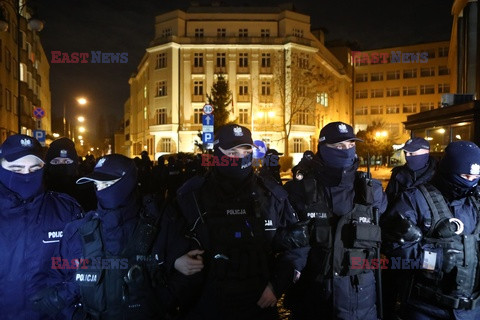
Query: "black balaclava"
0 165 44 200
213 147 253 182
406 153 429 172
432 141 480 200
96 169 137 210
318 144 357 169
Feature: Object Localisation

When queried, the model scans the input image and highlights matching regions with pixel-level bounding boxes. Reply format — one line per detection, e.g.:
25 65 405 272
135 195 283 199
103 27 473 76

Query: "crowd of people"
1 120 480 320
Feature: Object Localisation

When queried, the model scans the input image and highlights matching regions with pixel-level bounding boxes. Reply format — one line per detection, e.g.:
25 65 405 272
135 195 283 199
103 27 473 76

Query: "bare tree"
273 49 336 156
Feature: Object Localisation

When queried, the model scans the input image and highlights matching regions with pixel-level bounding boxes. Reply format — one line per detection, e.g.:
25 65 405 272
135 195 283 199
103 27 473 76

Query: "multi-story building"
125 4 352 162
0 0 51 144
353 41 451 144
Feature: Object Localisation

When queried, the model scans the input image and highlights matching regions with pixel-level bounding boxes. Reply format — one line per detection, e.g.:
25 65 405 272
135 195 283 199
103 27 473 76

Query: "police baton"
373 206 383 319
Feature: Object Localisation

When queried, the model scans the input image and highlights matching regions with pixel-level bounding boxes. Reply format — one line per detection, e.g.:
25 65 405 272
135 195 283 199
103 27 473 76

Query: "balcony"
237 95 250 102
260 67 272 74
237 66 249 74
214 67 227 74
192 66 204 74
259 95 273 103
192 94 204 102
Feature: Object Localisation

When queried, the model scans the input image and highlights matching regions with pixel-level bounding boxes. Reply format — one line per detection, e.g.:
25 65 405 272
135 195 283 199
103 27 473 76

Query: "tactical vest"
75 201 164 319
299 175 381 281
186 177 272 306
411 184 480 309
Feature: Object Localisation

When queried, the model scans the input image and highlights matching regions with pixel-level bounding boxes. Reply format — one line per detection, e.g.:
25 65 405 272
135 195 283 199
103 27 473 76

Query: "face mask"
318 144 356 168
47 164 77 177
214 148 253 181
406 154 429 171
0 166 44 200
95 170 137 209
451 173 480 189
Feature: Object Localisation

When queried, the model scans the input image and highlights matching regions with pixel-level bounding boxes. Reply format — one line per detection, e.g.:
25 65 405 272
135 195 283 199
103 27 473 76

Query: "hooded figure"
382 141 480 319
0 134 82 319
44 137 97 211
284 121 387 320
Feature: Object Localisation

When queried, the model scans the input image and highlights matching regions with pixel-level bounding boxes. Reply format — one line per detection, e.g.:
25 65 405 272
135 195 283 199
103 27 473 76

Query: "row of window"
155 80 328 102
355 66 449 82
354 47 449 66
355 102 438 115
160 27 305 39
355 84 450 99
153 107 314 127
155 52 309 71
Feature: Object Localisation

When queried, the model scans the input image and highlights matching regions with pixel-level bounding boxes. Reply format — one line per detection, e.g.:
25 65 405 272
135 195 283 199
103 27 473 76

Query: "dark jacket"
50 193 172 319
284 155 387 320
385 157 436 204
170 171 308 319
0 182 82 320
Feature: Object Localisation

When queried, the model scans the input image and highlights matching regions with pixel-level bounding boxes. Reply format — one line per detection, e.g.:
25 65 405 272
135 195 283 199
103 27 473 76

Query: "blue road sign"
33 130 46 146
253 140 267 159
202 132 214 145
202 114 214 126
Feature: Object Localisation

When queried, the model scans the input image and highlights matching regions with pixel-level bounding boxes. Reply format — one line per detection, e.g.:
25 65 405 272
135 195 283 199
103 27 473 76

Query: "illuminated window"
386 87 400 97
239 108 249 124
386 105 400 114
194 108 202 124
371 89 383 98
370 105 383 115
155 81 167 97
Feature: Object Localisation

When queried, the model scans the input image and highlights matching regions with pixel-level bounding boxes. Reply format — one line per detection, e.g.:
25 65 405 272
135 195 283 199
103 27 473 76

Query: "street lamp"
64 96 87 138
0 1 44 134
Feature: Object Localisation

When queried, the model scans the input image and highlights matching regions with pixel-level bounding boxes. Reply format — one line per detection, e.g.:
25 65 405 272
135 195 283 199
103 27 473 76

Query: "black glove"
272 220 310 252
30 286 65 316
383 213 422 244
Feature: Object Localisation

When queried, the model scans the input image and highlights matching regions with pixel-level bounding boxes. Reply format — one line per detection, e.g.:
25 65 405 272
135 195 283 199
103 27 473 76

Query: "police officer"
32 154 169 319
284 121 387 320
382 141 480 319
385 137 436 204
0 134 82 320
44 137 97 211
259 149 283 185
171 124 307 320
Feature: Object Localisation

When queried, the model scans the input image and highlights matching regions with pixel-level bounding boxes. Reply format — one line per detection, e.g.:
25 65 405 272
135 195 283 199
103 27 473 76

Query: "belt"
414 283 480 310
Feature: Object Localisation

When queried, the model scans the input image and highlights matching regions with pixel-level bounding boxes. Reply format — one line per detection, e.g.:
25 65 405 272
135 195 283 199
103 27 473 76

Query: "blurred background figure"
259 149 283 185
385 137 436 204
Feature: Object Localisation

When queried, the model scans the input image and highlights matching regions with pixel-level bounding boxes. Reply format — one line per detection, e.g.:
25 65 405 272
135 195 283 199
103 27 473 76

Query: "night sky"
34 0 453 140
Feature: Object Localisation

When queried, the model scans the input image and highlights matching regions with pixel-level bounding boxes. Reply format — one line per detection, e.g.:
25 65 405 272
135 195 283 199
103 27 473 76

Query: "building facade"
0 0 51 143
352 41 451 144
125 4 352 162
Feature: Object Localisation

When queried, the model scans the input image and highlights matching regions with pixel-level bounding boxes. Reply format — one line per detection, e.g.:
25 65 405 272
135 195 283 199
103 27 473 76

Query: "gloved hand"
383 213 422 244
442 242 463 273
272 220 310 252
30 286 65 316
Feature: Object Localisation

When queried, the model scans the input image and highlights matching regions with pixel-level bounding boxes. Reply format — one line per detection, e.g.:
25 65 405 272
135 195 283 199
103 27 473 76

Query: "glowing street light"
77 116 85 123
78 135 83 140
78 126 86 133
52 133 60 138
77 97 87 105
